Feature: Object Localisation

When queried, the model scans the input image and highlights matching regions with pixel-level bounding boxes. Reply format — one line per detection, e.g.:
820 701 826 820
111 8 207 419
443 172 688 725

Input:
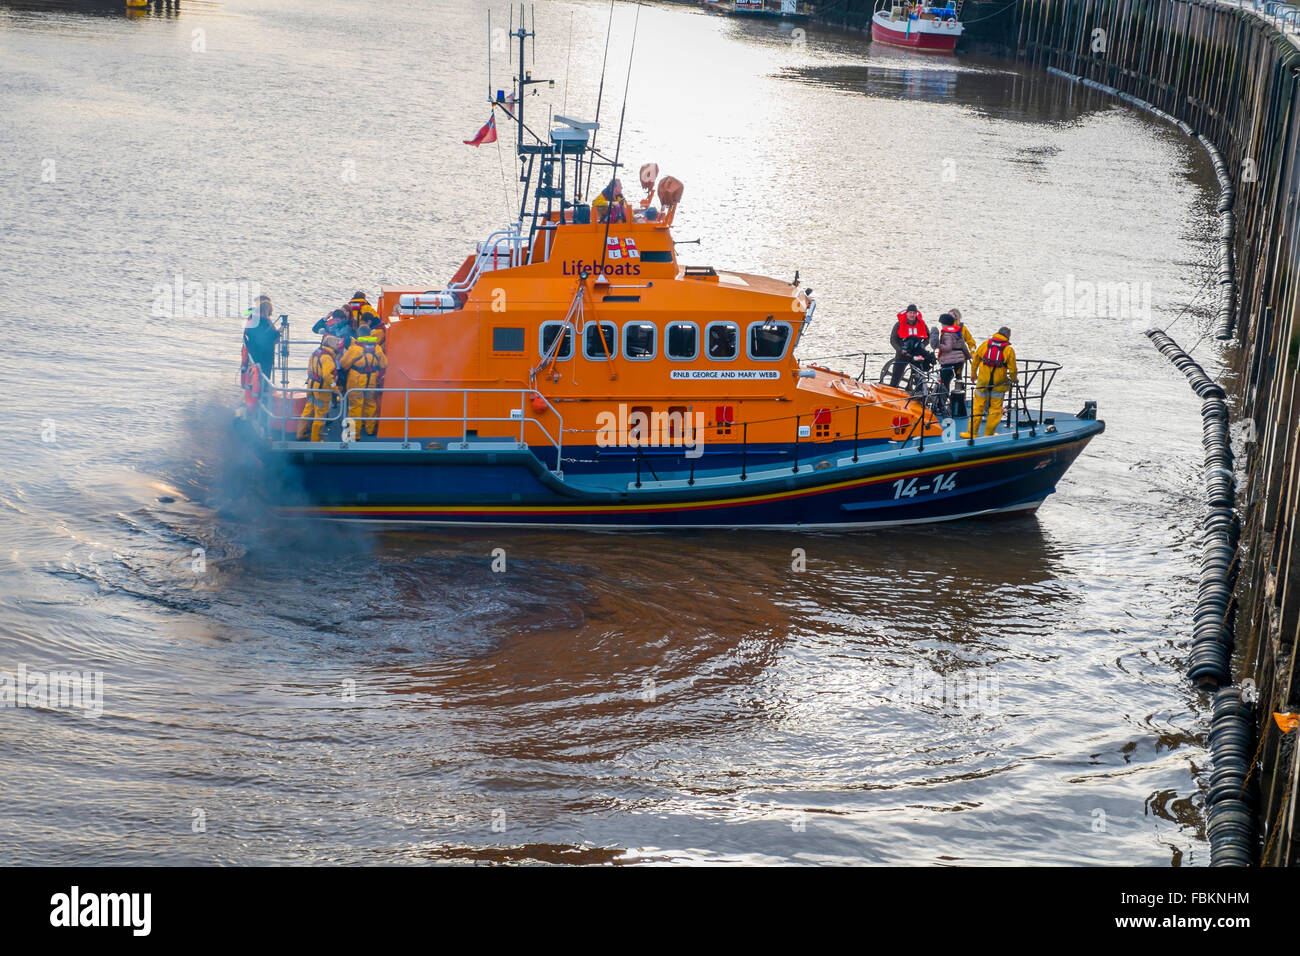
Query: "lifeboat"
234 13 1102 529
871 0 965 54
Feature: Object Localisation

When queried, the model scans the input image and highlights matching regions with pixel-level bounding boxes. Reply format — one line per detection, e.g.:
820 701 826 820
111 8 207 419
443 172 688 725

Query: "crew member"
313 308 354 348
240 299 281 406
962 326 1017 438
339 325 388 438
297 335 342 442
345 291 378 332
888 303 933 388
592 179 630 224
935 309 976 415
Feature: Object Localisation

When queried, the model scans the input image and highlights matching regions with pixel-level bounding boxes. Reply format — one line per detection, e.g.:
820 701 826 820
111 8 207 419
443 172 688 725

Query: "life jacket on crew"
896 312 928 339
240 345 255 384
343 338 385 388
346 299 378 339
306 344 338 389
937 324 968 363
593 192 629 224
353 340 380 375
982 337 1009 368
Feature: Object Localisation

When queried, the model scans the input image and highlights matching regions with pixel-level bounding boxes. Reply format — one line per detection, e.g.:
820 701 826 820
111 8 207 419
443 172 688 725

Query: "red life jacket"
982 337 1009 368
897 313 927 339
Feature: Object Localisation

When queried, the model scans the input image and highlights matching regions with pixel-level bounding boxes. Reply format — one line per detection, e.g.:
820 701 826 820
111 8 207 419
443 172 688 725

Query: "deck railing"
447 225 528 294
249 373 565 471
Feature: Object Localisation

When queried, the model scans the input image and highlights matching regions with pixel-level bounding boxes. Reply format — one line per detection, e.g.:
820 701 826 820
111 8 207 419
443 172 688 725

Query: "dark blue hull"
244 412 1104 529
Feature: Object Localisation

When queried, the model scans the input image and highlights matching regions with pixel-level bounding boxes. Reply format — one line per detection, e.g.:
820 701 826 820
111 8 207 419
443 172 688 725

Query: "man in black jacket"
888 303 935 388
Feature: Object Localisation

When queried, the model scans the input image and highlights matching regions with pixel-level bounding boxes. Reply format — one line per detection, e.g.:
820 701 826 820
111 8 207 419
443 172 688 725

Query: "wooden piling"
1016 0 1300 868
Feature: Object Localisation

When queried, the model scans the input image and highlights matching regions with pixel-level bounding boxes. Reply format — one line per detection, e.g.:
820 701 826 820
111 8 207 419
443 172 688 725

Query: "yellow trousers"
296 392 333 442
962 387 1007 438
346 390 380 437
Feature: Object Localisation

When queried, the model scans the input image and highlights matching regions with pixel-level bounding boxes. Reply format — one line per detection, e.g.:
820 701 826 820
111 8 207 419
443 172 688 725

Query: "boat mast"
512 6 531 157
510 4 551 225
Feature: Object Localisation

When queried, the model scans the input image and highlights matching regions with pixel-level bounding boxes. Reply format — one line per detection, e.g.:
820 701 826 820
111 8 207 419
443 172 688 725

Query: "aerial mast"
511 4 546 157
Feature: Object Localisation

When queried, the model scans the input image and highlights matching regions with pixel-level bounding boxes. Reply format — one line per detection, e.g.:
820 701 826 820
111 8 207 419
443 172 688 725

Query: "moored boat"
871 0 965 53
235 11 1102 530
701 0 809 19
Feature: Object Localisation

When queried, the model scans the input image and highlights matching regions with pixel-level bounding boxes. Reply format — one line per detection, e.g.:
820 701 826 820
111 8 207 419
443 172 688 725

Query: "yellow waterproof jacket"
971 334 1017 389
347 297 378 321
346 298 379 337
306 346 339 392
340 338 388 389
591 194 630 223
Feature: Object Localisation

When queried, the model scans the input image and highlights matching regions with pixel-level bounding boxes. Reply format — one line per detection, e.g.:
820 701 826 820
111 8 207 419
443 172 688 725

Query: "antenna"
562 9 573 116
530 4 536 65
597 0 642 277
509 3 547 157
584 0 616 201
486 10 492 105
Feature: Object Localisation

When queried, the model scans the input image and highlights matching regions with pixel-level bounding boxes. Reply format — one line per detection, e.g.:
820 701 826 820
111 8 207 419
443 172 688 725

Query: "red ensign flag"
464 115 497 147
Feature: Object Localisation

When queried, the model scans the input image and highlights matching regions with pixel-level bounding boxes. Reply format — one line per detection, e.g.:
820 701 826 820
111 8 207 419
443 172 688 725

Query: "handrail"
248 374 566 474
799 350 893 383
447 225 528 294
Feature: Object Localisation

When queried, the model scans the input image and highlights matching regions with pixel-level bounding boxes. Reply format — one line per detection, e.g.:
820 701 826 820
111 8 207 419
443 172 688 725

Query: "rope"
494 119 516 216
1262 783 1291 864
959 0 1018 24
1159 267 1218 336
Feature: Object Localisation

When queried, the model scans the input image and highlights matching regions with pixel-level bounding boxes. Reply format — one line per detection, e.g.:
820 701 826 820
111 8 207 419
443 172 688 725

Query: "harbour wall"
799 0 1300 864
1018 0 1300 867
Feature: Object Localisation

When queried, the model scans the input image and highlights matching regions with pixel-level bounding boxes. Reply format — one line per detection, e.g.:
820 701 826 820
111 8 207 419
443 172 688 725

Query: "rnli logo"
605 236 639 260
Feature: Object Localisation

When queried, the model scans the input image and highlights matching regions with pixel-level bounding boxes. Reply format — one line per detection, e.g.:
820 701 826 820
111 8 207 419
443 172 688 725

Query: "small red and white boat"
871 0 965 54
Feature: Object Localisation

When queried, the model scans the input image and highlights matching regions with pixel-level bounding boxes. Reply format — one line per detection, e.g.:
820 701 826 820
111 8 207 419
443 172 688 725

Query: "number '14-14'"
892 472 958 499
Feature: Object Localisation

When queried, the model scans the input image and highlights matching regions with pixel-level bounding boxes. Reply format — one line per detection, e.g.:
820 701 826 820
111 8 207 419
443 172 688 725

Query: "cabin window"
539 322 573 360
747 320 793 361
493 327 525 352
640 250 673 263
623 322 657 360
540 325 577 361
705 321 739 361
666 322 699 361
584 322 618 359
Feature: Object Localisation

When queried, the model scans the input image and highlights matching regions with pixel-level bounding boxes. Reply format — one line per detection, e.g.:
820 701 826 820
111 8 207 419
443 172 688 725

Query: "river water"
2 0 1224 864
